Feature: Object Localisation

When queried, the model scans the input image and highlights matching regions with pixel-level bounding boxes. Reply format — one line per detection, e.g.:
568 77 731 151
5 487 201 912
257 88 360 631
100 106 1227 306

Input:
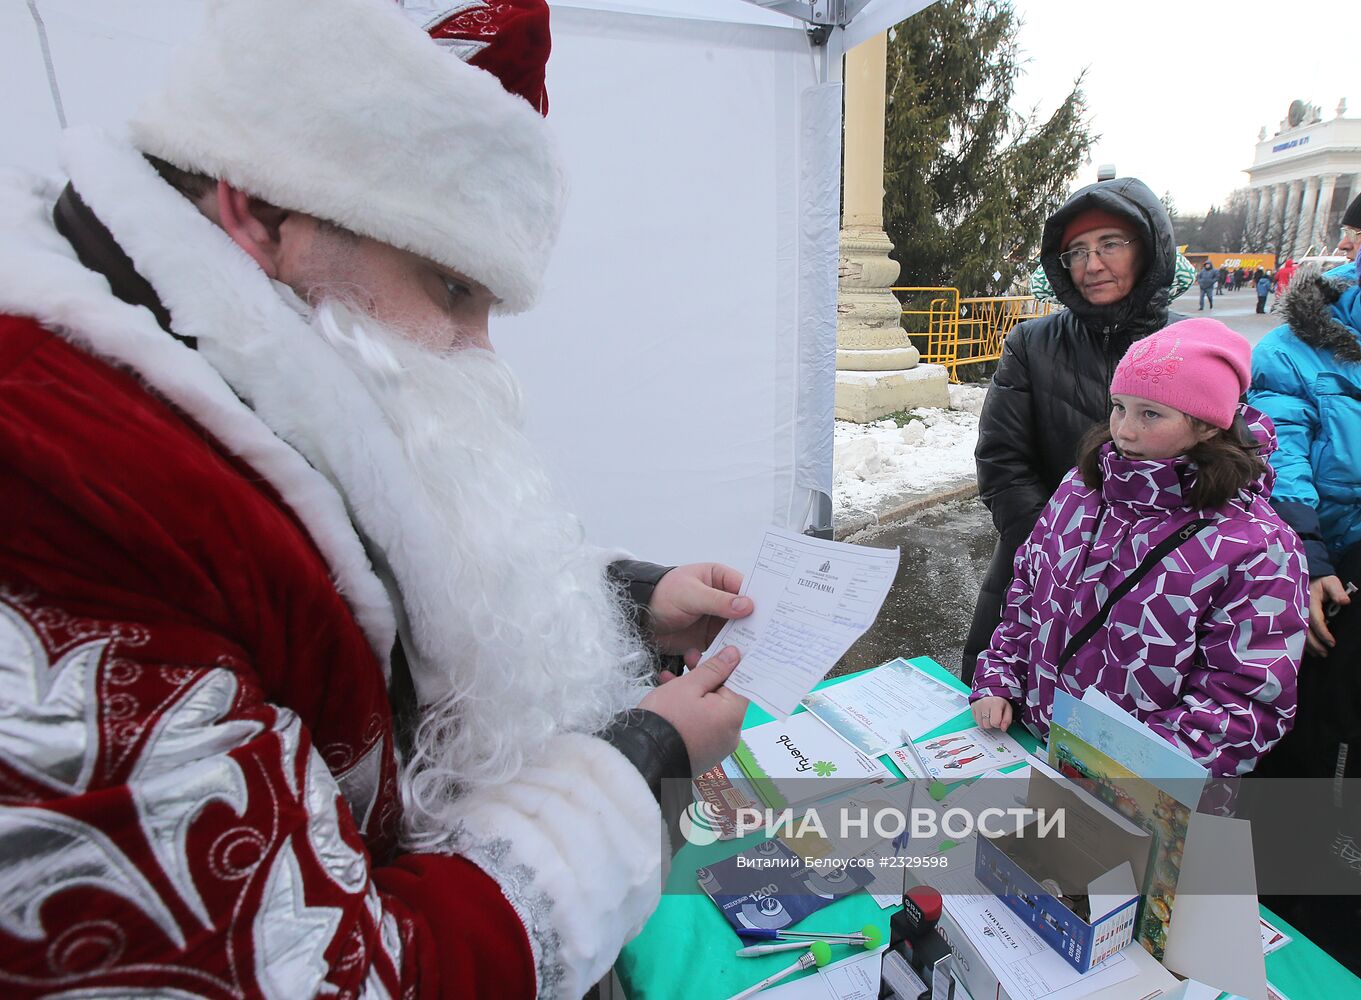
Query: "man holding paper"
0 2 754 995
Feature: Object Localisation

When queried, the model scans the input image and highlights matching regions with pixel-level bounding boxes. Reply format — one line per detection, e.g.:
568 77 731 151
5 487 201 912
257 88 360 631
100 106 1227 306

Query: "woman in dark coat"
962 177 1182 684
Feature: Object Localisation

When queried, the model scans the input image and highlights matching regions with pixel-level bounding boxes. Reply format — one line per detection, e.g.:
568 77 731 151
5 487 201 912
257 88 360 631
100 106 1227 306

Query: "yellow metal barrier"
891 285 958 373
892 287 1058 382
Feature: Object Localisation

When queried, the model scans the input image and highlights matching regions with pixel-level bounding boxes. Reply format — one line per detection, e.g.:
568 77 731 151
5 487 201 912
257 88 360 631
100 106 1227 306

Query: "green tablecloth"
615 657 1361 1000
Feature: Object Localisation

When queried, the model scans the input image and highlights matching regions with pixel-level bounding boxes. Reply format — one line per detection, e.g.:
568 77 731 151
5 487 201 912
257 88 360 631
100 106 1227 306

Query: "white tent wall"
2 1 842 570
496 5 839 568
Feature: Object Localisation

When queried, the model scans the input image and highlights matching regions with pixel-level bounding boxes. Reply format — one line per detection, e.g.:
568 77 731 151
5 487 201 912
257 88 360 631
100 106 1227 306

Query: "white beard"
300 299 653 845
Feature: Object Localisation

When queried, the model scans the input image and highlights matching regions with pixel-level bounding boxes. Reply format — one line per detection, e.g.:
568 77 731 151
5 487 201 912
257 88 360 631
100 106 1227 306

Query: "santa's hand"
972 696 1012 731
639 646 748 775
646 562 753 666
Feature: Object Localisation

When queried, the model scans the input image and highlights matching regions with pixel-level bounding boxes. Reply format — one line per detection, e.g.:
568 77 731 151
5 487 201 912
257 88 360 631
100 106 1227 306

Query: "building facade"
1245 99 1361 261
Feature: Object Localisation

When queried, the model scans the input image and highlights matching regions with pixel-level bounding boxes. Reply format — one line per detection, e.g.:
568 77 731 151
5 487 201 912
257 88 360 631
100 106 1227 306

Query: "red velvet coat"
0 314 535 997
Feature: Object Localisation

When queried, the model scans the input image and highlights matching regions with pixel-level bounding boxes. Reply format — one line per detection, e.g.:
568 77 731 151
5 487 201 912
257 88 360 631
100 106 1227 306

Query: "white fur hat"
130 0 563 314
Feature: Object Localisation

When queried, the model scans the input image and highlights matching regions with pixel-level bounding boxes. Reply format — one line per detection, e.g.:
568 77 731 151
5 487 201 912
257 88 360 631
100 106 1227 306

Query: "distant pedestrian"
1225 269 1235 292
1217 266 1227 293
1273 259 1298 311
1198 261 1217 310
1256 271 1274 313
971 318 1306 777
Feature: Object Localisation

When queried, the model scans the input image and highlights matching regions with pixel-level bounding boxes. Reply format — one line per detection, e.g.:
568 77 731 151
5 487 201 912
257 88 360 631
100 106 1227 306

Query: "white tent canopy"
3 0 925 569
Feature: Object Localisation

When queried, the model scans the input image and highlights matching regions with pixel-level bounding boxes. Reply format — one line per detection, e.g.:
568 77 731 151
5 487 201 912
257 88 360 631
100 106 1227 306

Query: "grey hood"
1040 177 1177 338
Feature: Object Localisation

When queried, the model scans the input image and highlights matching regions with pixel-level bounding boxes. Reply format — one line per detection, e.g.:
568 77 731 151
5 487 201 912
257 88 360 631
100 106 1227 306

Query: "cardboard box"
974 757 1149 973
937 904 1009 1000
938 897 1180 1000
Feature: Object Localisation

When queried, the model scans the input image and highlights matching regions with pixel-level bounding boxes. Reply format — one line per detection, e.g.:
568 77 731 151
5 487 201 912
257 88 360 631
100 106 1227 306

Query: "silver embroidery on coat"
0 602 105 794
254 843 344 1000
129 669 261 930
334 737 384 836
304 744 369 893
0 805 184 948
399 0 487 33
445 822 564 998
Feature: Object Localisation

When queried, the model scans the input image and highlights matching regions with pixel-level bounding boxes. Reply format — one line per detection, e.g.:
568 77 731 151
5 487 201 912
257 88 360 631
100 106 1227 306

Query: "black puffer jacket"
962 178 1183 683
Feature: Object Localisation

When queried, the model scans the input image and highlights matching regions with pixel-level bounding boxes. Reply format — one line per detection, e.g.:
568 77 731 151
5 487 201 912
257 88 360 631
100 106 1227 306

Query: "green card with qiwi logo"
731 712 890 812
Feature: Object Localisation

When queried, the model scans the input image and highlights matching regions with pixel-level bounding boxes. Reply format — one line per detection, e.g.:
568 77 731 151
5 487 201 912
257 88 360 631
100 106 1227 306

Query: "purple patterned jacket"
971 406 1307 776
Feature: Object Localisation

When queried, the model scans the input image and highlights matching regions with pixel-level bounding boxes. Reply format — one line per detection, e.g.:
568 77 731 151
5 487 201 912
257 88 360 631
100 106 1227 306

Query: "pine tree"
882 0 1095 299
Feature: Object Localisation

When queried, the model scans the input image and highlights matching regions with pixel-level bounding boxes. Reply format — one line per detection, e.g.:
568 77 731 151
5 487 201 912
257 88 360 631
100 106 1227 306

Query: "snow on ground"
834 382 988 521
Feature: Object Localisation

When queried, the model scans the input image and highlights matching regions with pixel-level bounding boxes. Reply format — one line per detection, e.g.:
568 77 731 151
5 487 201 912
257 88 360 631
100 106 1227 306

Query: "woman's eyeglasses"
1058 239 1135 270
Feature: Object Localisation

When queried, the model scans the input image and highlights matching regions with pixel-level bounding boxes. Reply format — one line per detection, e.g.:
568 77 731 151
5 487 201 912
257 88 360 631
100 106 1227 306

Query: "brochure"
888 745 927 780
801 656 969 756
907 725 1028 782
732 712 889 811
693 754 761 840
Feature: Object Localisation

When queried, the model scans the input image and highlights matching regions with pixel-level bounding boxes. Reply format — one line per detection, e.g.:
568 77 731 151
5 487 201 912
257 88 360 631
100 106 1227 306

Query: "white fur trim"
128 0 564 314
0 135 397 668
52 129 530 712
447 733 665 999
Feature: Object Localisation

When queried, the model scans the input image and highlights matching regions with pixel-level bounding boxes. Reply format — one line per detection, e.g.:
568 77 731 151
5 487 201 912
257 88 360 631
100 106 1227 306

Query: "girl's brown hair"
1076 412 1266 509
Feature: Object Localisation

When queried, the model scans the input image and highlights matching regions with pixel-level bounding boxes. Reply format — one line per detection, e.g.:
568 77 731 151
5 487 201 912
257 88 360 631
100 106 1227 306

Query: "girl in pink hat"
970 318 1308 776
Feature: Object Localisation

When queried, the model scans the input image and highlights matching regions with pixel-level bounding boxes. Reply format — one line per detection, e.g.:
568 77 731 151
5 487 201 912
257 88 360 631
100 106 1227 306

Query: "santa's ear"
214 180 290 278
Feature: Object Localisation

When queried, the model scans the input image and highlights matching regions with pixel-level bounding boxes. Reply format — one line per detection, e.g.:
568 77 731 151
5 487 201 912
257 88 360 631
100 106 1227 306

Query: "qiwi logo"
680 801 724 846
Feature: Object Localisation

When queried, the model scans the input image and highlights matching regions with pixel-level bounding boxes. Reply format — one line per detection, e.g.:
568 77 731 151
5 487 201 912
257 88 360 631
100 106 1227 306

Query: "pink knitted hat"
1109 318 1250 429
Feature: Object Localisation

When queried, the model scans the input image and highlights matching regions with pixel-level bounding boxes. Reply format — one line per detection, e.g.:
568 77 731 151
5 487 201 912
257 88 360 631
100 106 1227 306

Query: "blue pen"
735 928 872 944
893 775 917 899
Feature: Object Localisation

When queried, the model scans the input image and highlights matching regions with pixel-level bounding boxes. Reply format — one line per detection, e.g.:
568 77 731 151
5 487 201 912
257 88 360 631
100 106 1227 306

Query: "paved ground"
833 498 995 680
1170 284 1280 345
831 287 1286 682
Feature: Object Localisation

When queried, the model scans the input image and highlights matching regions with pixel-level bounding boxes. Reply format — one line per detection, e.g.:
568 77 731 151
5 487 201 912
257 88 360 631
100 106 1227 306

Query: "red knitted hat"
1060 209 1134 249
1109 319 1251 430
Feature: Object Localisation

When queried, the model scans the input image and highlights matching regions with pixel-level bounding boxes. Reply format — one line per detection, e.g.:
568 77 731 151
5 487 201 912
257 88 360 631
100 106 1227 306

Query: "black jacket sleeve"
607 559 673 616
975 326 1050 546
1271 499 1336 580
602 709 691 800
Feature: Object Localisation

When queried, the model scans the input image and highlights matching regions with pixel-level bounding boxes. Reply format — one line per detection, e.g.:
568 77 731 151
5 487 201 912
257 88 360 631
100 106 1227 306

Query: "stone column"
1246 189 1268 248
835 32 948 422
1310 174 1339 254
1256 186 1273 247
1265 183 1287 255
1279 179 1304 260
1292 175 1321 258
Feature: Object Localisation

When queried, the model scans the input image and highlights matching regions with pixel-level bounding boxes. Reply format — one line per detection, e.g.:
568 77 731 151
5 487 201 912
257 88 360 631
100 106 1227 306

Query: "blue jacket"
1249 274 1361 577
1325 260 1357 284
1196 267 1217 290
1256 276 1273 296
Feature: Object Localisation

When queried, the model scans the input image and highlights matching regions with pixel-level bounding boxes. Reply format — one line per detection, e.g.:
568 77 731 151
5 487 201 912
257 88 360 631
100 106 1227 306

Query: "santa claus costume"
0 1 689 996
